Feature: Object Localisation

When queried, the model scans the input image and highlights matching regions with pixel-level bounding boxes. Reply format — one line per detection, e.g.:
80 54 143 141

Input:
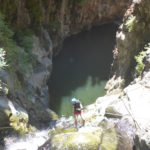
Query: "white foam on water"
6 129 49 150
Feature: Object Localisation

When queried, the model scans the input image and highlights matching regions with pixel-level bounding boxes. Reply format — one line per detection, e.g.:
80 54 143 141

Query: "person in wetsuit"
71 98 85 128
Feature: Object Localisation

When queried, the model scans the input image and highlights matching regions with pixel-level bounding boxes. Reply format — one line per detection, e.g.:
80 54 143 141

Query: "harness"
74 102 81 112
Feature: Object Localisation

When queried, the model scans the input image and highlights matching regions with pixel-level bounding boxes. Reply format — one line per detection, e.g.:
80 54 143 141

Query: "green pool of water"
49 23 118 116
58 77 106 116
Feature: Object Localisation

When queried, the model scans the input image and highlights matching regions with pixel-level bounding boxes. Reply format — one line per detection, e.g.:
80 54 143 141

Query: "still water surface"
49 24 118 116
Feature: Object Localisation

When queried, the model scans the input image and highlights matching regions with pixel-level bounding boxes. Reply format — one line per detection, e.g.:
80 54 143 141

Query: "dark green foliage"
135 51 146 75
125 16 136 32
68 0 87 6
0 14 14 47
26 0 42 26
76 0 87 6
0 0 17 24
0 14 35 75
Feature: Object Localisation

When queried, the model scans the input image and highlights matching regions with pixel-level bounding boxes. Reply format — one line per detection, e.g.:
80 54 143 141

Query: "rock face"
5 48 150 149
105 48 150 149
106 0 150 93
38 94 133 150
0 96 29 134
0 0 131 130
5 0 130 28
39 48 150 149
0 28 57 131
0 0 131 50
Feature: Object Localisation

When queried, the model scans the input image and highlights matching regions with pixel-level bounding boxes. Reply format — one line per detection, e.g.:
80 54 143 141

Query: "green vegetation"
135 50 146 75
25 0 42 26
50 128 77 137
0 0 17 24
75 0 87 6
135 43 150 75
100 127 118 150
125 15 136 32
9 112 36 135
0 14 35 75
52 132 100 150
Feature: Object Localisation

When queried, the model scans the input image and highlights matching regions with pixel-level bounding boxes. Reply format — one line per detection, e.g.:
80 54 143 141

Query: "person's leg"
80 113 85 126
74 114 78 128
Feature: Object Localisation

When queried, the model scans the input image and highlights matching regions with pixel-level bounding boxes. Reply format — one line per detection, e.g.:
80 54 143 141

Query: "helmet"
71 98 77 103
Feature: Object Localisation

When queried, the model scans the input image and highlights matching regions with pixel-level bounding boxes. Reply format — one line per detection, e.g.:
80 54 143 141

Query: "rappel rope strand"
121 96 141 130
122 83 149 130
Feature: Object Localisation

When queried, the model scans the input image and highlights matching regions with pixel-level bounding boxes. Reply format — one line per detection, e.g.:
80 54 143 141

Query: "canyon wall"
0 0 130 131
0 0 131 51
106 0 150 93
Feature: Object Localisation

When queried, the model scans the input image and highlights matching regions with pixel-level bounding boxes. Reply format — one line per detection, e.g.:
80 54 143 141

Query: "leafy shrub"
135 51 146 75
125 15 136 32
0 14 35 75
135 43 150 75
0 0 17 24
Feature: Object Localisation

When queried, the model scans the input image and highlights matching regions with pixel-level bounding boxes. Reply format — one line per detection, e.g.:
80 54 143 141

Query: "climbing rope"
121 96 141 130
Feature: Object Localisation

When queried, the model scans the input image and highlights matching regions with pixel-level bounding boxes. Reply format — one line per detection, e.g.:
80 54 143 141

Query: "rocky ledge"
38 48 150 150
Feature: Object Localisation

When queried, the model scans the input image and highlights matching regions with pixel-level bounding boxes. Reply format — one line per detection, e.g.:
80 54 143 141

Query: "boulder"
105 106 122 118
50 127 101 150
0 96 29 134
48 125 132 150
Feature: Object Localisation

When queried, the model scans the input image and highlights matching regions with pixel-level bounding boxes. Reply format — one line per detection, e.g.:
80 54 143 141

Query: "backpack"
74 102 81 112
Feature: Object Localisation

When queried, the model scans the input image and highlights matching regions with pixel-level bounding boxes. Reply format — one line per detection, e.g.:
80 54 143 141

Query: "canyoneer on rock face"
71 98 85 128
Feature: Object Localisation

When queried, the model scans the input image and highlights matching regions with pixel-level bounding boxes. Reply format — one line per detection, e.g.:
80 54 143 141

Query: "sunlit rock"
0 96 30 134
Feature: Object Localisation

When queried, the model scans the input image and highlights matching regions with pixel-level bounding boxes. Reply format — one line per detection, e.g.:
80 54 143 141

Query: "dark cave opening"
48 23 118 116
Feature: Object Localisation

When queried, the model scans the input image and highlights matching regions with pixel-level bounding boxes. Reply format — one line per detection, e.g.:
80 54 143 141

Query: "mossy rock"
50 125 132 150
0 97 35 135
51 132 100 150
100 126 132 150
0 109 11 127
50 128 77 137
100 127 118 150
9 111 29 135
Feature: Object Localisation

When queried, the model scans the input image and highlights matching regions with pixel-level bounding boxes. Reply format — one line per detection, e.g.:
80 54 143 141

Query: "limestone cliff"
0 0 131 50
106 0 150 93
0 0 130 131
0 0 150 149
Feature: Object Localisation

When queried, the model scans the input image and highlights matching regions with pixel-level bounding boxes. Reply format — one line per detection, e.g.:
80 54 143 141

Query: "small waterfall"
5 129 49 150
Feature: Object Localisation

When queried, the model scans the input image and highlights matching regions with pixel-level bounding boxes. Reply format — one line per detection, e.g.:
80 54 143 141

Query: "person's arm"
80 103 84 110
